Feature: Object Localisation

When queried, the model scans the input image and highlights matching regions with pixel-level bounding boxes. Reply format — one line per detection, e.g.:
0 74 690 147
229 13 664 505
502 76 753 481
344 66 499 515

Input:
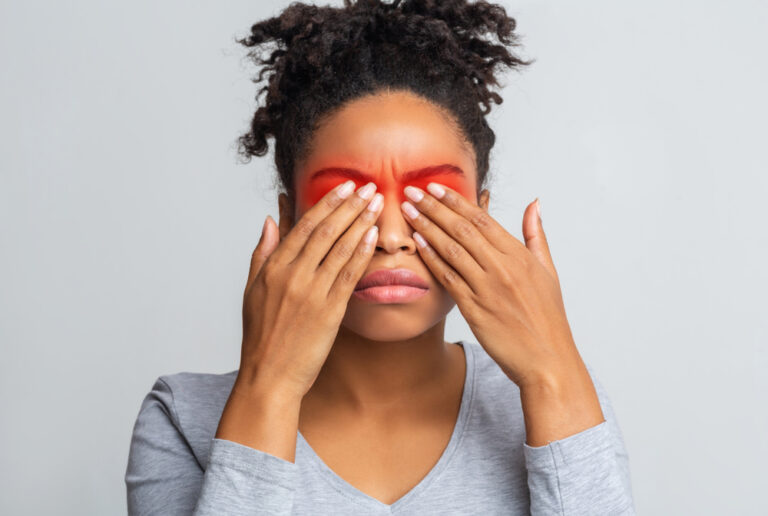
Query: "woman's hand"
400 182 604 445
236 180 384 401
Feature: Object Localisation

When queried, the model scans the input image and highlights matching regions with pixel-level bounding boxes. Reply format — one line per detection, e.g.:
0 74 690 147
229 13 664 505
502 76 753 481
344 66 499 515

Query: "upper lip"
355 268 430 291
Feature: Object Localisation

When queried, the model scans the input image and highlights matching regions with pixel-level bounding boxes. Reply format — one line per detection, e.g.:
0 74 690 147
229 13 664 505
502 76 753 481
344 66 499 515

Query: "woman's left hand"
401 182 605 445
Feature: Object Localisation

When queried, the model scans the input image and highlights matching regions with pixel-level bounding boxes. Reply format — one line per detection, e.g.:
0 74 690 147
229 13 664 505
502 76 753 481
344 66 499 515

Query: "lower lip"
353 285 429 303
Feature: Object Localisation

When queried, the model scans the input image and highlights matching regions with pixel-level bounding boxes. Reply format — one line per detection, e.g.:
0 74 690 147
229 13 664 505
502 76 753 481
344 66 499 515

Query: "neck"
304 319 458 413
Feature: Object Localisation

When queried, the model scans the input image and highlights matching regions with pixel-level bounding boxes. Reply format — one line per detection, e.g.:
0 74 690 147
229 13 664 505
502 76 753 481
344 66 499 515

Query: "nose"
372 189 417 255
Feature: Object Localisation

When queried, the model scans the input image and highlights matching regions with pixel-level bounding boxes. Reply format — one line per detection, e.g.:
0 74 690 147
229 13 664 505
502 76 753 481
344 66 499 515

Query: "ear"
478 189 490 212
277 193 295 240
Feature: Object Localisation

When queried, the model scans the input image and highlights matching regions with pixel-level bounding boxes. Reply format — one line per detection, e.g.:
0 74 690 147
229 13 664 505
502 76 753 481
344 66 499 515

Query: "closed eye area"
301 164 473 208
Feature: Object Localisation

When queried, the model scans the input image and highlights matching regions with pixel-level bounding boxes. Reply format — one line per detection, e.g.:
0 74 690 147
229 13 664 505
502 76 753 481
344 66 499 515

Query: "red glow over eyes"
298 170 473 212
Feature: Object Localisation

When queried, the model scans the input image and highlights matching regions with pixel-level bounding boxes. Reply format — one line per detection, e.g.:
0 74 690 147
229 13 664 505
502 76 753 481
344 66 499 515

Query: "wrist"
231 373 305 407
518 361 605 447
215 375 303 462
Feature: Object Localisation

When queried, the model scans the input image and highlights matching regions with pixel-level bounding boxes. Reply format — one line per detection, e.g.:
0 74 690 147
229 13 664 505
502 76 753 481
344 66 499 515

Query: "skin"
283 90 480 412
217 89 605 505
279 91 485 502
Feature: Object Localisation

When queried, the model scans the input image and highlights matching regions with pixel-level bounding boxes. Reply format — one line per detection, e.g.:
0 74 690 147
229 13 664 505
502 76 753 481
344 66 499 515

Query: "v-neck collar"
296 340 477 513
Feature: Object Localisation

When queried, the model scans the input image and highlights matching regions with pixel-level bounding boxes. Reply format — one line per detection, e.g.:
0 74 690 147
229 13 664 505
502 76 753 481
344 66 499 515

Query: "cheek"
298 174 475 212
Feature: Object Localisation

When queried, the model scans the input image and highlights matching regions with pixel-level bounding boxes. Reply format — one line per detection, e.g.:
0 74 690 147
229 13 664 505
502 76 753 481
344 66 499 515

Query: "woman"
126 0 635 514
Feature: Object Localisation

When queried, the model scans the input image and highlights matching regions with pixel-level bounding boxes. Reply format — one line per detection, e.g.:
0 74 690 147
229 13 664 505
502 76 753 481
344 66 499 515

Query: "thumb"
246 215 279 288
522 198 558 281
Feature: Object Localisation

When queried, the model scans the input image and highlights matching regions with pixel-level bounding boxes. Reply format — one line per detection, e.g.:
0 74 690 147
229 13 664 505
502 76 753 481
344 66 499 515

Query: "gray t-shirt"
125 340 635 515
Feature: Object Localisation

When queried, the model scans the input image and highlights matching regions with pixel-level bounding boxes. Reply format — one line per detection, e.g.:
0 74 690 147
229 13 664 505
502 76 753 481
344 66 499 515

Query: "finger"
327 224 379 304
424 182 527 256
522 198 558 280
246 215 279 292
404 185 493 270
292 181 379 268
400 199 486 288
317 192 383 291
271 179 358 263
411 230 477 299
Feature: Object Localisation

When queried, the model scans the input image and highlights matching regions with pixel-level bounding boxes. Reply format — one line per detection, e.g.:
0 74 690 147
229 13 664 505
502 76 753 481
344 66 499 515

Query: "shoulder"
461 339 522 398
460 340 524 429
155 369 239 405
154 369 238 426
459 340 621 436
461 339 615 401
138 369 238 468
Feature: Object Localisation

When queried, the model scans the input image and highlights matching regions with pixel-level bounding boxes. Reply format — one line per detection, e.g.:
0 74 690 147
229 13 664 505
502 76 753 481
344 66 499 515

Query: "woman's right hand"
234 179 384 401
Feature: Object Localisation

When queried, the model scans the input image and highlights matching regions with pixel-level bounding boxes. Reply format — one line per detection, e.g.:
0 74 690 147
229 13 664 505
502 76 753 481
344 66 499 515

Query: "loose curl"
235 0 532 202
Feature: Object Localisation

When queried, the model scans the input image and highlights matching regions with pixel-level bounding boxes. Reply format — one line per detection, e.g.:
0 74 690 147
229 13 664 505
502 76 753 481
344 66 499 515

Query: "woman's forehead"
296 91 476 183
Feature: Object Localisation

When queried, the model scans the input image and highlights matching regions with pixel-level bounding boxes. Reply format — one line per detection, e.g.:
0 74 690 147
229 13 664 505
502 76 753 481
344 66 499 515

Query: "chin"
339 292 456 342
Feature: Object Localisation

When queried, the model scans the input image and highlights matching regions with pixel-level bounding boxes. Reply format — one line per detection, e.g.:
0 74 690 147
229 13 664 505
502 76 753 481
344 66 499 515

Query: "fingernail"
404 185 424 202
367 192 383 211
535 198 542 221
413 231 428 248
401 201 419 219
337 180 355 198
357 181 377 200
427 182 445 199
364 225 378 245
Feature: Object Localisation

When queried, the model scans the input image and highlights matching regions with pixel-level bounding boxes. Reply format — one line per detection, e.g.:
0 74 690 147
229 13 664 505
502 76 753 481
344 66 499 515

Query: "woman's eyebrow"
308 164 465 182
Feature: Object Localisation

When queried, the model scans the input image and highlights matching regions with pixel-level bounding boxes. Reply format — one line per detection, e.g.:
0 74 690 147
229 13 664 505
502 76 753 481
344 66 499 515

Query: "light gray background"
1 1 765 514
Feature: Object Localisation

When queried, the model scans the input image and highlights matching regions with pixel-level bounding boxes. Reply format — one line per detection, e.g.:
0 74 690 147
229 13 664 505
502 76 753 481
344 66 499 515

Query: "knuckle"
444 192 461 209
357 238 373 256
420 196 435 210
260 259 277 280
445 242 463 259
259 259 282 285
453 220 474 240
322 193 340 210
442 268 459 284
284 278 305 301
338 267 356 285
295 218 315 238
498 270 516 290
469 209 492 229
333 240 354 260
252 242 273 260
316 222 336 241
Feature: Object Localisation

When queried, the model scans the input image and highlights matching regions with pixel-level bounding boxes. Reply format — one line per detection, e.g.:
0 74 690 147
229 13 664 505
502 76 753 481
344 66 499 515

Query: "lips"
354 268 430 291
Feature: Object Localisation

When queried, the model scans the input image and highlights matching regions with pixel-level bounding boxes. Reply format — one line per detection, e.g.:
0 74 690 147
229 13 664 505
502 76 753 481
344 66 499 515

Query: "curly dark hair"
235 0 532 203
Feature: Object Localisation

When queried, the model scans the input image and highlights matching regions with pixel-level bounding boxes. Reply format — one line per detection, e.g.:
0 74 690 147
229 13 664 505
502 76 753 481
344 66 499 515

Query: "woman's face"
279 89 490 342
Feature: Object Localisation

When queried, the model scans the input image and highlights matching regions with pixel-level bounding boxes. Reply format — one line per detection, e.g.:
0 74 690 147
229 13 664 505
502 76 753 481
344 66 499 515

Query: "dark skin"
216 89 603 505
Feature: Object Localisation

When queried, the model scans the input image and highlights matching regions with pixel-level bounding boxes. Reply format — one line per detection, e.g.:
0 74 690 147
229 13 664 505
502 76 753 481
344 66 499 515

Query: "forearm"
519 352 605 447
520 359 636 514
215 378 303 463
